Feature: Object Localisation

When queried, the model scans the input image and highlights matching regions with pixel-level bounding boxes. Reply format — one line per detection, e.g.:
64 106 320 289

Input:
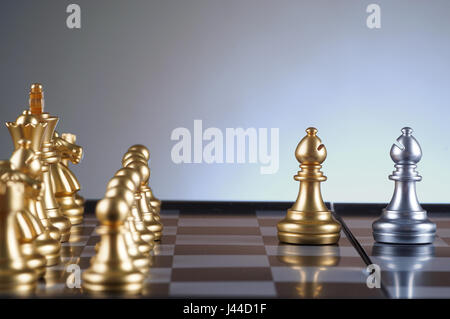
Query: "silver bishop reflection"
372 127 436 244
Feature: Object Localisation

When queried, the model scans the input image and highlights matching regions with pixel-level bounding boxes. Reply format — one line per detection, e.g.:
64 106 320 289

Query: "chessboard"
32 202 450 299
335 203 450 299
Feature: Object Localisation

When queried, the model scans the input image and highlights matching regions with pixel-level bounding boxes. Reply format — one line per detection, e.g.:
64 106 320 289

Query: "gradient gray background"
1 0 449 202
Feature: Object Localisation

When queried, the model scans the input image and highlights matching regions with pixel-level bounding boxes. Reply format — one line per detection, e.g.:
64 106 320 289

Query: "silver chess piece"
372 127 436 244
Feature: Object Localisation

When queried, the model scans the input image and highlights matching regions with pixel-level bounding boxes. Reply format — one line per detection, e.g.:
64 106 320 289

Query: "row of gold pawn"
0 84 85 293
82 145 163 294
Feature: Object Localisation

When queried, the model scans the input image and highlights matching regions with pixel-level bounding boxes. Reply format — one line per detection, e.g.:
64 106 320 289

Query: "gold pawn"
105 179 152 255
0 174 38 294
126 145 162 217
0 162 46 277
123 146 163 239
115 167 155 245
82 197 145 294
123 156 162 240
104 186 150 273
277 128 341 245
9 141 61 266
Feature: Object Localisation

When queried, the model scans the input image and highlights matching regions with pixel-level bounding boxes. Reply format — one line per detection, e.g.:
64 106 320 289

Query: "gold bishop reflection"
277 128 341 245
277 245 341 298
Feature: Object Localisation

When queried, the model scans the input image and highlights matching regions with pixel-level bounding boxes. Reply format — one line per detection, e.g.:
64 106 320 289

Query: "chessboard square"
151 244 175 256
372 257 450 272
433 237 450 247
342 218 374 228
265 245 360 258
70 226 97 236
434 247 450 257
437 229 450 237
86 235 101 246
36 283 67 294
268 255 366 268
347 228 374 237
385 286 450 299
178 217 258 227
78 256 92 269
169 281 276 297
256 210 284 218
172 255 270 268
271 266 367 283
149 255 173 268
171 267 272 282
82 220 99 226
263 236 279 245
176 235 264 246
174 245 267 255
142 283 170 297
433 220 450 227
145 268 172 283
275 282 384 298
381 271 450 287
163 226 177 235
160 209 180 216
177 226 260 236
258 218 279 227
81 245 97 257
358 236 377 246
260 227 277 236
160 218 178 226
161 235 176 245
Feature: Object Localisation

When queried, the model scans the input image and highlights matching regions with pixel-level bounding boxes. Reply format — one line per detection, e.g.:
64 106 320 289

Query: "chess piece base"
57 196 84 225
277 210 341 245
373 209 436 244
143 216 163 241
21 243 46 278
82 271 144 294
47 210 71 242
278 231 341 245
0 272 37 294
34 233 61 266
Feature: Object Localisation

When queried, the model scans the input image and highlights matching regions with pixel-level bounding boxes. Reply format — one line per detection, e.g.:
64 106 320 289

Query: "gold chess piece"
123 154 163 240
126 145 162 218
106 176 153 255
26 84 72 241
0 173 38 294
6 109 61 242
82 197 145 294
0 162 46 278
115 167 156 245
8 140 61 267
104 185 150 274
53 132 84 225
277 128 341 245
60 133 85 208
